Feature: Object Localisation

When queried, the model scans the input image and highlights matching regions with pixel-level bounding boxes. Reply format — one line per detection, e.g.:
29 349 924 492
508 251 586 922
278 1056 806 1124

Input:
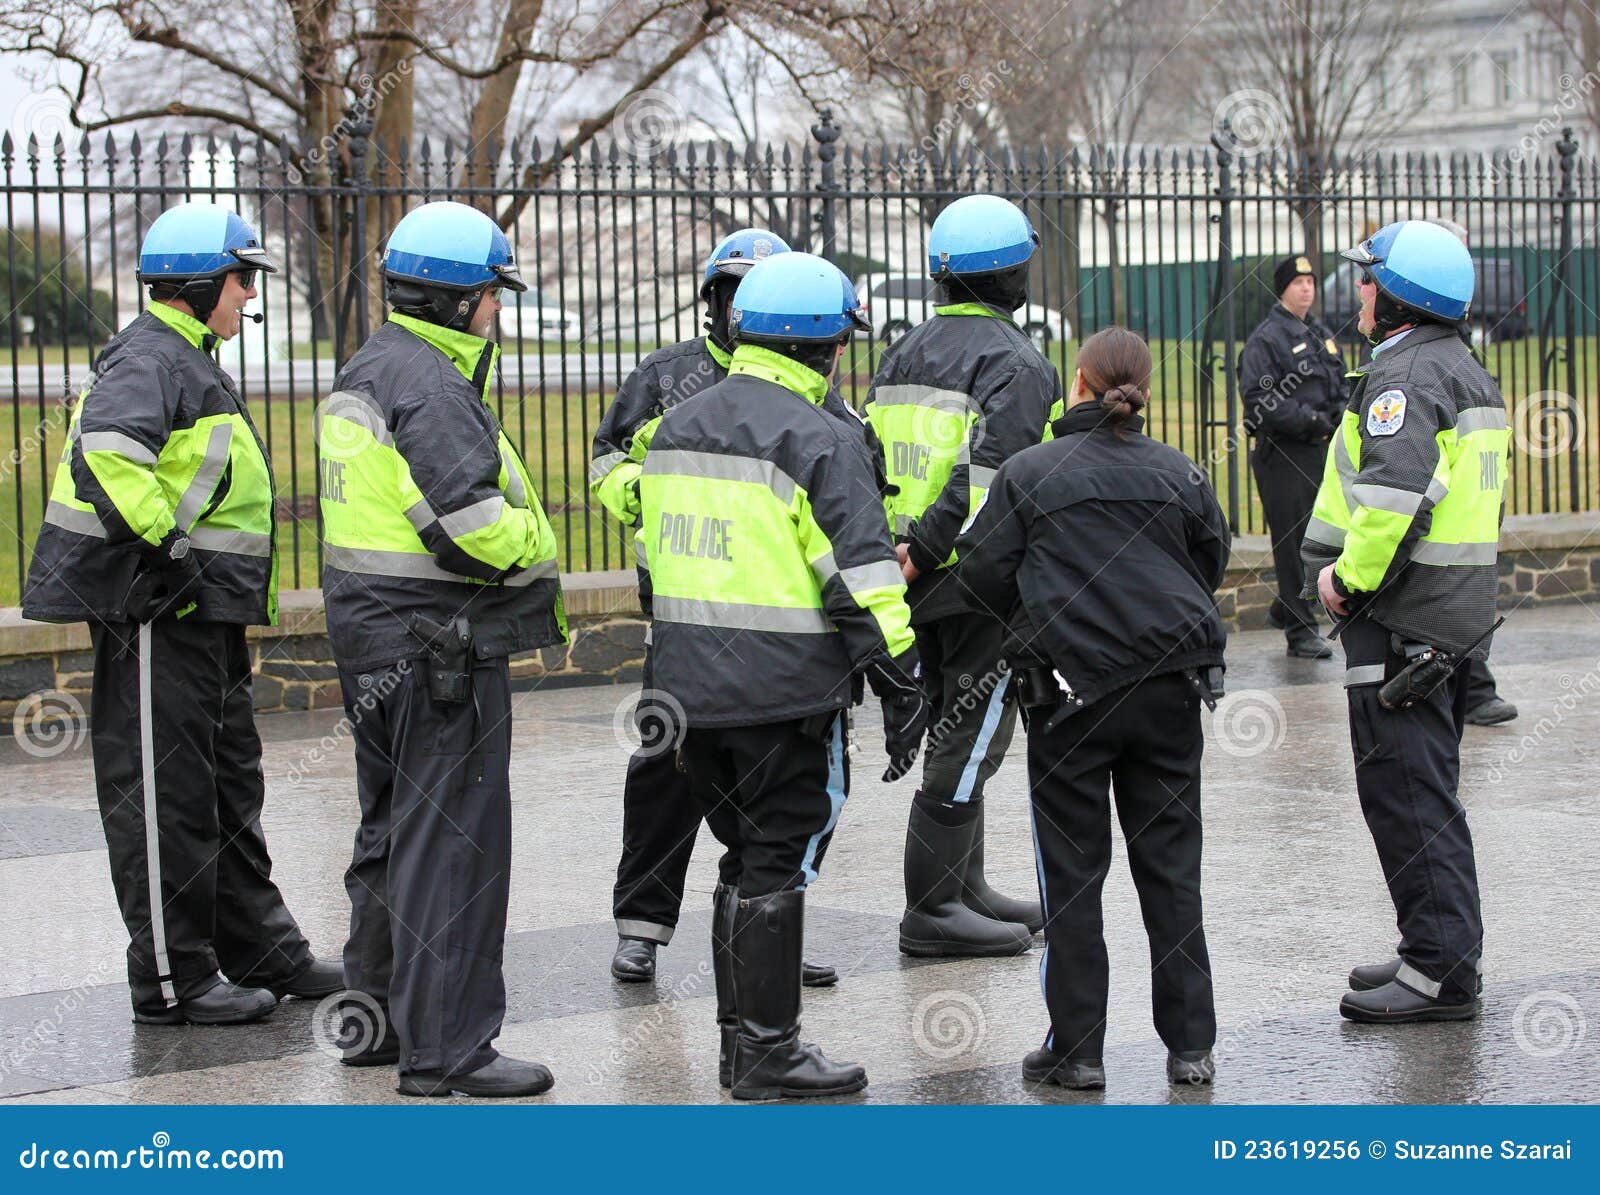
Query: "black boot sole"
899 934 1032 958
1339 997 1481 1024
132 1003 276 1027
341 1048 401 1068
731 1074 868 1100
397 1073 555 1098
610 966 654 983
802 971 839 988
1022 1064 1105 1090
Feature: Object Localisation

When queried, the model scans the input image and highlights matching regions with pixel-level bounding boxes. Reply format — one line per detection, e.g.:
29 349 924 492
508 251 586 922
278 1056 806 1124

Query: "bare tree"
1530 0 1600 142
1191 0 1438 264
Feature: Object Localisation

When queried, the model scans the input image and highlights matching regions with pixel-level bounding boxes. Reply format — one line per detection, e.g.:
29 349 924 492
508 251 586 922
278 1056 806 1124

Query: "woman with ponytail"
956 327 1230 1090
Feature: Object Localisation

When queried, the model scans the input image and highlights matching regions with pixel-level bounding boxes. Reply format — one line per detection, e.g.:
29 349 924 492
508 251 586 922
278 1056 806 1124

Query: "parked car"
1320 256 1528 345
498 289 582 340
855 273 1070 346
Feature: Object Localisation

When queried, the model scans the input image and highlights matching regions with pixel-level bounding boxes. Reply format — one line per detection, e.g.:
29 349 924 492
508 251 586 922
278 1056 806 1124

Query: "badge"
1292 341 1307 354
1325 338 1339 355
1295 256 1312 273
1367 389 1407 436
753 238 773 260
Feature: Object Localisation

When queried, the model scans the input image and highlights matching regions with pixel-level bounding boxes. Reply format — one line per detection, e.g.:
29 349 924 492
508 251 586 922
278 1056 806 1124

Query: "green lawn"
1 333 1595 606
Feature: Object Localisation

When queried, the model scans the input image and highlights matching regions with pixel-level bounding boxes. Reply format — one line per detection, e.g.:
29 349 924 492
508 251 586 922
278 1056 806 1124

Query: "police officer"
23 202 341 1024
1239 254 1347 659
318 201 566 1095
591 228 839 990
1422 218 1518 728
1302 220 1508 1022
864 193 1059 957
640 252 925 1098
959 326 1228 1090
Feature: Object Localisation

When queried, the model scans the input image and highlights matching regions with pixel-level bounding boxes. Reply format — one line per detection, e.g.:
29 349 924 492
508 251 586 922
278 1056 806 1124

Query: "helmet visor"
231 244 279 274
493 260 529 293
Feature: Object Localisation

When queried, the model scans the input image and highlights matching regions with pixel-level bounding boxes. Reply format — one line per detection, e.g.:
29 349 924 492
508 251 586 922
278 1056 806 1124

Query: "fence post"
336 101 375 367
1557 127 1579 510
811 107 840 262
1201 121 1240 531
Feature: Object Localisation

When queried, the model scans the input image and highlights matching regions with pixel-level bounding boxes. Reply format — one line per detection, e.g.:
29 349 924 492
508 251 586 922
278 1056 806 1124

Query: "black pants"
88 620 310 1013
1341 620 1482 1001
916 614 1017 803
611 721 702 944
1026 672 1215 1058
1250 436 1329 631
1464 657 1499 709
680 714 847 898
341 656 513 1077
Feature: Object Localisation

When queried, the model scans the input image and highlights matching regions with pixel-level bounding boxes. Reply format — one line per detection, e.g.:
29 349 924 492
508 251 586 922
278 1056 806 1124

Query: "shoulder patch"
1366 388 1407 437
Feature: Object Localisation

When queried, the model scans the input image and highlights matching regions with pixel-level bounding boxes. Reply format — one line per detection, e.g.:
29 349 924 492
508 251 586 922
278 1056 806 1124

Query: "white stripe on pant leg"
139 623 177 1006
798 715 848 889
1029 794 1049 1011
951 676 1011 803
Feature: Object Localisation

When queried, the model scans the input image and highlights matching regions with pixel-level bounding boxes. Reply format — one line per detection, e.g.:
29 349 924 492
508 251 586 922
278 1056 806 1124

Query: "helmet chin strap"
1367 287 1427 346
702 276 739 352
386 279 490 333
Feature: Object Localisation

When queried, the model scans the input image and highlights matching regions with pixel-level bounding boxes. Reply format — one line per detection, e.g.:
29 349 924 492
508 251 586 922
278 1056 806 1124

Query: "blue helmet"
730 253 869 344
927 194 1038 279
700 228 791 299
381 201 527 293
1340 220 1474 321
137 201 277 282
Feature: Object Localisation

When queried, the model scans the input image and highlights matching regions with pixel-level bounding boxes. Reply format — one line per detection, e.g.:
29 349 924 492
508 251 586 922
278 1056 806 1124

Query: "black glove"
124 531 202 622
865 646 928 782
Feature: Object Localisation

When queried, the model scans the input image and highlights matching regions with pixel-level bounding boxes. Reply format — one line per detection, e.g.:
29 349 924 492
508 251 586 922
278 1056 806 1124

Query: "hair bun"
1101 382 1147 411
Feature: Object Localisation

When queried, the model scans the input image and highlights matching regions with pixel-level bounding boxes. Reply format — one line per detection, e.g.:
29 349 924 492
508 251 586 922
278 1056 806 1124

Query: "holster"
408 614 473 705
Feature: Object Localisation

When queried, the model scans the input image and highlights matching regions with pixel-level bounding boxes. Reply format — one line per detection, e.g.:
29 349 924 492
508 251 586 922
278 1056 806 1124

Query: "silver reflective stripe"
43 500 106 538
1344 664 1387 687
1412 540 1498 566
173 423 232 531
871 384 971 414
1455 406 1508 435
838 559 904 595
325 543 558 587
404 497 436 532
1426 475 1450 506
438 495 506 539
1395 961 1442 998
644 449 799 505
653 595 832 634
502 447 527 507
316 391 393 448
634 537 648 569
189 526 272 557
895 514 916 535
1305 516 1346 548
589 450 627 485
615 919 673 945
80 430 156 464
969 464 998 490
643 623 653 647
1352 483 1424 516
138 623 177 1006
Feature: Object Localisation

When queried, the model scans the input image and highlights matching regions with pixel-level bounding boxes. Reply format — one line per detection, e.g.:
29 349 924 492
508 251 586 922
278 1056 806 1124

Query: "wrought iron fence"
3 110 1595 605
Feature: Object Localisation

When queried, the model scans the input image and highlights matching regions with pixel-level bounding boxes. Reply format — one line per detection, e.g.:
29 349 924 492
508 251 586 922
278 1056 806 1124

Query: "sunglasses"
232 269 258 289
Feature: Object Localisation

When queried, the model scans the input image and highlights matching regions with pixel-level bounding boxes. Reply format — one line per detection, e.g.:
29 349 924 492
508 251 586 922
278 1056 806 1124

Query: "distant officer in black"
959 327 1228 1090
1239 255 1347 659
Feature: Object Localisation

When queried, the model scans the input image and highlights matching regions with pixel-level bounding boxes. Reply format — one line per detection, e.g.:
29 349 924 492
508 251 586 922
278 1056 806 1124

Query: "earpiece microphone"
241 311 264 324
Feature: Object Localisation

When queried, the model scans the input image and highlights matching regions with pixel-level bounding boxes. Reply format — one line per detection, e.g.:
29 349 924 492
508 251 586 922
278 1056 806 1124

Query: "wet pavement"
1 604 1596 1105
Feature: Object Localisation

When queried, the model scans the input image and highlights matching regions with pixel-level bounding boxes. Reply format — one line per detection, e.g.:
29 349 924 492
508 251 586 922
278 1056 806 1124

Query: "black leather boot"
900 793 1032 958
730 889 866 1100
712 883 738 1088
611 937 657 982
1340 978 1481 1023
1167 1050 1216 1085
962 803 1044 933
133 976 277 1026
803 960 838 987
270 956 344 1000
398 1055 555 1098
1348 958 1401 992
1022 1047 1105 1090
